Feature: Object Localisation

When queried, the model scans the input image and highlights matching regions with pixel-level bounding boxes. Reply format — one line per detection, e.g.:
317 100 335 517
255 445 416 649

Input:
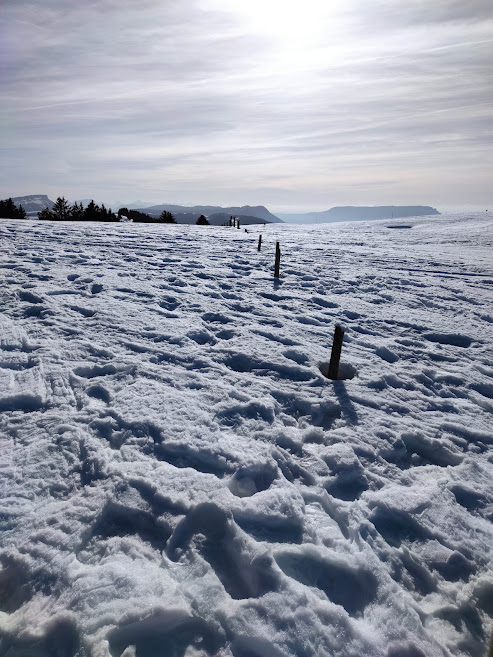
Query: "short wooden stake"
274 241 281 278
257 234 262 251
328 325 344 380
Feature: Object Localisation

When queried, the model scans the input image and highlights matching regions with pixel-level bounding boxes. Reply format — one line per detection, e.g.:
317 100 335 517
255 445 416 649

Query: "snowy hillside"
10 195 54 213
0 214 492 657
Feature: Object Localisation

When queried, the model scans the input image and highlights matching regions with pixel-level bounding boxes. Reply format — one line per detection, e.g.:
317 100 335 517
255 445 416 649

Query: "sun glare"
203 0 343 48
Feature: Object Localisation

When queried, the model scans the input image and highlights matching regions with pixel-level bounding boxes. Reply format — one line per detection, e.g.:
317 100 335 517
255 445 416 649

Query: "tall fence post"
274 242 281 278
258 234 262 251
328 325 344 380
237 217 240 229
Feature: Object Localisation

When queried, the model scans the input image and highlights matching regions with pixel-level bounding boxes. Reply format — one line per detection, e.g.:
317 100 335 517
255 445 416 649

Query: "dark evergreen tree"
117 207 129 218
83 200 100 222
51 197 71 221
158 210 177 224
0 198 27 219
196 214 209 225
70 202 84 221
38 207 54 220
126 209 155 222
101 204 118 221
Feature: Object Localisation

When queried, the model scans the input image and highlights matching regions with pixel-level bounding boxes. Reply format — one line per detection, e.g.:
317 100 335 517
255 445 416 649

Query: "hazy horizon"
7 193 491 217
3 1 492 213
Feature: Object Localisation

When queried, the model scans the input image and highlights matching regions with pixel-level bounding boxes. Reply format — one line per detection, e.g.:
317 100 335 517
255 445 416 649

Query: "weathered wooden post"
237 218 240 229
274 242 281 278
328 325 344 380
258 234 262 251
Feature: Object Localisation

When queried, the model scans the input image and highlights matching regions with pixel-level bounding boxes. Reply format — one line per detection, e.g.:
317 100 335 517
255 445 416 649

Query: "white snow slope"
0 214 492 657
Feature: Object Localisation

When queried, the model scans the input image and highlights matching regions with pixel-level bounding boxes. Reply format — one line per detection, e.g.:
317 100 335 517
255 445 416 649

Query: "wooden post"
328 325 344 380
274 241 281 278
257 234 262 251
237 218 240 229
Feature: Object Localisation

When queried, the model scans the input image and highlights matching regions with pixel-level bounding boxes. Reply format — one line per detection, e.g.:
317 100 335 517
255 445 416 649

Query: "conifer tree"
71 202 84 221
38 207 54 220
83 200 100 221
0 198 27 219
158 210 177 224
51 197 71 221
196 214 209 225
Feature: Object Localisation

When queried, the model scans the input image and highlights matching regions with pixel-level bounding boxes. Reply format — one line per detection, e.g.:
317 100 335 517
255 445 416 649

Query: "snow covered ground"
0 213 492 657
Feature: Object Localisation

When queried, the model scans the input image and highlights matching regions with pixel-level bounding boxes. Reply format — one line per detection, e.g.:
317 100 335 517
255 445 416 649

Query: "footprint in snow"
228 462 278 498
73 363 117 378
90 283 103 294
424 332 472 348
18 289 44 304
167 502 278 599
86 384 110 403
275 549 378 614
78 498 172 562
107 608 221 657
69 305 96 317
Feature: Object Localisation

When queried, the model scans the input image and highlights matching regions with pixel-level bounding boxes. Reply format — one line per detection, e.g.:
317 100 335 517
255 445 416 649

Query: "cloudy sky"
2 0 492 212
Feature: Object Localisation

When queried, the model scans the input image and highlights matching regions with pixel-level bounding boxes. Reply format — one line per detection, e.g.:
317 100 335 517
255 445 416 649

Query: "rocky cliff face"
11 195 55 213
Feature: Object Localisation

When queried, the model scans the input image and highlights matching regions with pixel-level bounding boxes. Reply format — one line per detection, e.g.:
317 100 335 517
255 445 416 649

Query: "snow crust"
0 213 492 656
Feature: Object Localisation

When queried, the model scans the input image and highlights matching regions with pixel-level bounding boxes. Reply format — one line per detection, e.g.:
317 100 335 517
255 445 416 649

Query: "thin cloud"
1 0 491 211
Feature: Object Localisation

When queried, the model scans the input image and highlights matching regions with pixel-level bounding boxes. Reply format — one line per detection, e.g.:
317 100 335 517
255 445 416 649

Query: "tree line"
37 197 179 223
38 198 119 222
0 198 27 219
1 196 211 225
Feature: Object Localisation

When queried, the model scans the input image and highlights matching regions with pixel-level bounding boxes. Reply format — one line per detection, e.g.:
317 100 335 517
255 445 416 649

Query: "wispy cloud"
2 0 492 211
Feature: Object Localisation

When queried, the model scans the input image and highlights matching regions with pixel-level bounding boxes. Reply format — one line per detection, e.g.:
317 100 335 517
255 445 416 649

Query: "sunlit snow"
0 213 492 657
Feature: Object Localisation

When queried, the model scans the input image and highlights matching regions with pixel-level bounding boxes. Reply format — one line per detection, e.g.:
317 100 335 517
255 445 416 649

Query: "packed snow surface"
0 214 492 657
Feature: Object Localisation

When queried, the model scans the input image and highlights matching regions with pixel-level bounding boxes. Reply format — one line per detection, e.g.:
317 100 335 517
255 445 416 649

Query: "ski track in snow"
0 214 492 657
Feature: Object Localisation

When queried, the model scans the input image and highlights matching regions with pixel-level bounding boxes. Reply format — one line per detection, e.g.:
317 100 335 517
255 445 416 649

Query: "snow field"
0 213 492 656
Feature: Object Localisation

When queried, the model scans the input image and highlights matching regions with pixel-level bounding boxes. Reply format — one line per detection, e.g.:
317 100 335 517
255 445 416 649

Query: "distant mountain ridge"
140 203 282 223
278 206 440 223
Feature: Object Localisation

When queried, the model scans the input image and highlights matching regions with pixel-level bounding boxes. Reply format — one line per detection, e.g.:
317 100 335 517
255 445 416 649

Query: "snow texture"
0 213 492 657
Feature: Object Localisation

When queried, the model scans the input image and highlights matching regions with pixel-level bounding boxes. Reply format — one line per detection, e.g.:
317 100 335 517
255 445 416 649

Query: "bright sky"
2 0 492 212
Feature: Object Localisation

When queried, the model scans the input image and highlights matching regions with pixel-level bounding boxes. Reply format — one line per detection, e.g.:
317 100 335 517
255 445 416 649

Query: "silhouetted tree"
126 209 155 222
70 202 84 221
99 204 117 221
158 210 177 224
38 207 54 220
83 200 100 221
51 197 71 221
0 198 27 219
196 214 209 225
